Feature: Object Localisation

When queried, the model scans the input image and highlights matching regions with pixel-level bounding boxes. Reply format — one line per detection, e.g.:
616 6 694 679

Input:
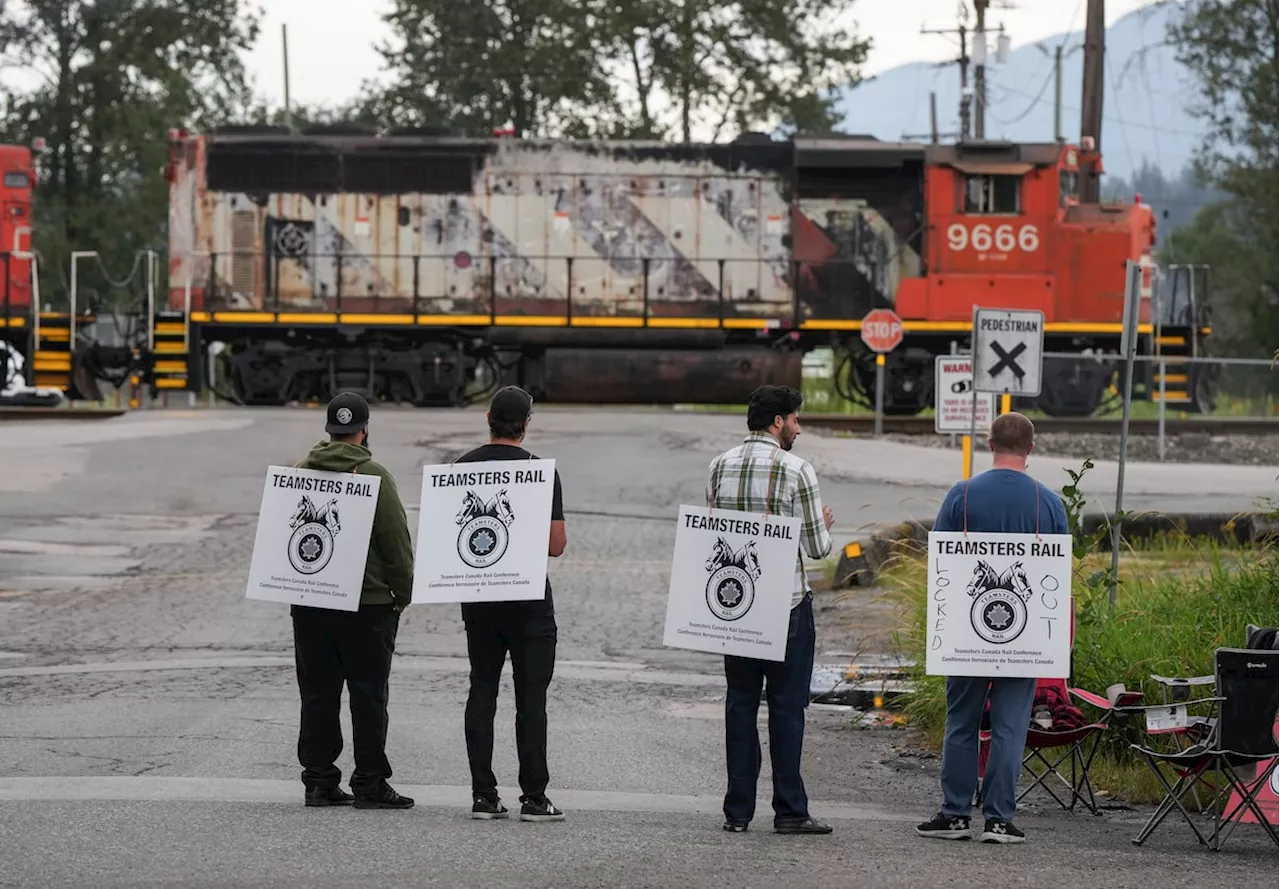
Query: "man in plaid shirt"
705 385 835 835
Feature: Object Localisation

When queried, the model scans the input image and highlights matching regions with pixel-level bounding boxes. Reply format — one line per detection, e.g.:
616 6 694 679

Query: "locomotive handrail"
68 250 99 353
11 228 37 361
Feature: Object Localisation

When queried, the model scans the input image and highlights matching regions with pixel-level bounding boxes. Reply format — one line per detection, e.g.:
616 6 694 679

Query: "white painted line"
0 654 725 689
0 776 919 823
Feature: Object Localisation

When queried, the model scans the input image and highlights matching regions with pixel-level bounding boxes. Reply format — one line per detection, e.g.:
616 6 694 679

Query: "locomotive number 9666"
946 222 1040 254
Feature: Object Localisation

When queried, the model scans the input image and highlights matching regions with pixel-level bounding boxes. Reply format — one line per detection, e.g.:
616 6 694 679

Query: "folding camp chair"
1131 648 1279 851
977 677 1139 814
975 605 1140 815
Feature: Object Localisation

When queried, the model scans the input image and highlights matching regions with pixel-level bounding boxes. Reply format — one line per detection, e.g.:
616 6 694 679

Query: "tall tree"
606 0 871 142
371 0 616 138
1161 201 1278 358
0 0 261 308
1164 0 1278 356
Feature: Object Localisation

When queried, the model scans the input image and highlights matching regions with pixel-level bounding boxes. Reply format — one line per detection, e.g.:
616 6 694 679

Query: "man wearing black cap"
453 385 568 823
290 391 416 810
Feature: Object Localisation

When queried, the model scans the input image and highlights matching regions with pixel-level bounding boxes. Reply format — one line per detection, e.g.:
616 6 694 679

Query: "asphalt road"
0 406 1275 888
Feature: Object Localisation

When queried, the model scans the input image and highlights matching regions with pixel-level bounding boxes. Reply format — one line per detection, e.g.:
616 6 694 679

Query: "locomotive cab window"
963 174 1019 214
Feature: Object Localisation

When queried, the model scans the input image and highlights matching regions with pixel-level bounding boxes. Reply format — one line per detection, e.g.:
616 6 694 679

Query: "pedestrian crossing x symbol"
989 342 1027 380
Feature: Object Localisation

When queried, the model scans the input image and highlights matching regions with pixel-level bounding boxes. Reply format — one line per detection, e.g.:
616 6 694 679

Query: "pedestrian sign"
972 308 1045 397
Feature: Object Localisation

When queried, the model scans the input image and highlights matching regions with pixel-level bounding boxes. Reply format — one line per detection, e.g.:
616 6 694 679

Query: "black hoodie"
297 440 415 607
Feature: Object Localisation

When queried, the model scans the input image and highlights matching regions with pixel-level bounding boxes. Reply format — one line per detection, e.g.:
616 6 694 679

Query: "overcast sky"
248 0 1162 110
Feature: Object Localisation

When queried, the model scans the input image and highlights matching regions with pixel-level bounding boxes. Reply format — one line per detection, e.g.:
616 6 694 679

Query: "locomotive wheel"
1035 357 1110 417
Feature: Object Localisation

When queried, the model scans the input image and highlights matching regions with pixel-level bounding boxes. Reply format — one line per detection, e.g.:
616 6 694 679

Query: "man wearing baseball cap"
290 391 416 810
454 386 568 822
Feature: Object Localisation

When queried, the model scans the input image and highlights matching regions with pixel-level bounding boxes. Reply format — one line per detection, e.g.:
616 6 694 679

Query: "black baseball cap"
325 391 369 434
488 385 533 425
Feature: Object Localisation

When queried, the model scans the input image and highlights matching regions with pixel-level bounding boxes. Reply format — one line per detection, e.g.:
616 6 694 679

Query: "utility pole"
1036 39 1082 143
905 92 962 143
920 18 971 140
1053 44 1062 142
923 2 1011 143
1079 0 1105 202
974 0 987 139
282 23 293 131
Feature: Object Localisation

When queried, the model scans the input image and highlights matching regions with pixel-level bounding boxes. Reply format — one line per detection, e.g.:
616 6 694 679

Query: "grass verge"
880 462 1278 805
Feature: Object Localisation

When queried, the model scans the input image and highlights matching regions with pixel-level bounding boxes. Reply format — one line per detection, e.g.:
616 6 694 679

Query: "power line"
992 81 1204 138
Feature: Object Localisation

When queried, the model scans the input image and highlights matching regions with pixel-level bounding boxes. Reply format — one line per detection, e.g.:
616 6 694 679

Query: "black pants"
463 606 557 802
291 603 399 794
723 594 816 825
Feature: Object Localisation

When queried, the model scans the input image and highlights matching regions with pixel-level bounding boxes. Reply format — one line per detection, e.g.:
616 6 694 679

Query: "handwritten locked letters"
926 532 1073 678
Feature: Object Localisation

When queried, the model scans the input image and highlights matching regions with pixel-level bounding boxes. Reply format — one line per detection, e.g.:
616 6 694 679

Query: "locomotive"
1 126 1213 415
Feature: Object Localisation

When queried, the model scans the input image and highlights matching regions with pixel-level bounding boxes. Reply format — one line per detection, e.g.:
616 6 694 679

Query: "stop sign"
860 309 904 353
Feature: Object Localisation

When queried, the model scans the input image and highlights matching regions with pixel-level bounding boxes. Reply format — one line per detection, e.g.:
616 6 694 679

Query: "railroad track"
797 414 1278 436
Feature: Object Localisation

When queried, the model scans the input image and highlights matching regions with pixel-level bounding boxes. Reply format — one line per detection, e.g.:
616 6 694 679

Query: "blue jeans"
723 594 815 825
940 675 1037 822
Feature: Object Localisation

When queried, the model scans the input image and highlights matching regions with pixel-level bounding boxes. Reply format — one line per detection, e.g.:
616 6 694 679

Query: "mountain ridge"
834 3 1203 184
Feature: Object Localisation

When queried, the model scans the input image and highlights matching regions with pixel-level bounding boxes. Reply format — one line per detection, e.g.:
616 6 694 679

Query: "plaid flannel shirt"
705 432 833 609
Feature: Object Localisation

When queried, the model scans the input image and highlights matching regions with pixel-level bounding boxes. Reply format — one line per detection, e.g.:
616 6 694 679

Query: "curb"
832 510 1278 589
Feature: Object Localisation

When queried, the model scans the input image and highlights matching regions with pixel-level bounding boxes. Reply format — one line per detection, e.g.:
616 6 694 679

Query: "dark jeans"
463 606 558 802
291 603 400 794
723 594 816 825
941 675 1038 822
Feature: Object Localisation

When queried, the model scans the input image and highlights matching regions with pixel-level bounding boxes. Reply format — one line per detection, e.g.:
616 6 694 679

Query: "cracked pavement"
0 407 1274 888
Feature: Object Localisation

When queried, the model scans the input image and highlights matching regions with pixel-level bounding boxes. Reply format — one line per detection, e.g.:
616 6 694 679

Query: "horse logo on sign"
287 495 341 575
455 489 515 569
966 559 1034 644
704 537 762 622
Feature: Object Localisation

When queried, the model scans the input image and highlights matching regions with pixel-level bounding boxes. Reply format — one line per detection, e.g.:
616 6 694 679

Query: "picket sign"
926 531 1073 678
410 458 556 604
662 505 801 663
245 465 381 612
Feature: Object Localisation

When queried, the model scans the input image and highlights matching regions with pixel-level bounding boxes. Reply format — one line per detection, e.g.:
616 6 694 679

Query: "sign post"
1109 260 1143 608
860 308 904 438
926 530 1073 678
663 505 802 662
970 307 1046 477
410 458 557 604
245 466 382 611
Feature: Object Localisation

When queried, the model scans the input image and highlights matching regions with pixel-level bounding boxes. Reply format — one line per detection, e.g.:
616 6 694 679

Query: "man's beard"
781 432 795 451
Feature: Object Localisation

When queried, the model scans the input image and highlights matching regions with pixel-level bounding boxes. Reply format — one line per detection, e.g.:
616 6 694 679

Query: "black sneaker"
723 819 748 832
775 816 833 835
915 813 971 840
472 795 510 820
980 819 1026 844
305 786 354 807
519 797 566 822
353 783 415 809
